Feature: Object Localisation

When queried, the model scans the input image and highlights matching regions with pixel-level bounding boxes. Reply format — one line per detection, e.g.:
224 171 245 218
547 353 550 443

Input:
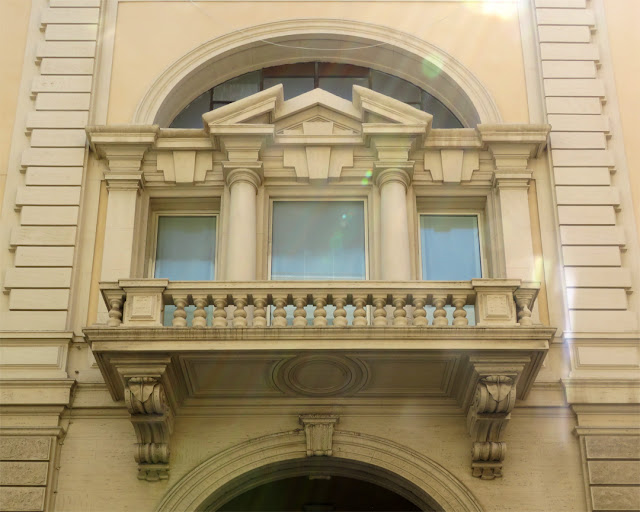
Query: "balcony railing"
100 279 539 329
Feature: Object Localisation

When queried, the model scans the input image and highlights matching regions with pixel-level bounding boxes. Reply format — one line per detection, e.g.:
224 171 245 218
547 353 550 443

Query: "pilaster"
479 124 549 284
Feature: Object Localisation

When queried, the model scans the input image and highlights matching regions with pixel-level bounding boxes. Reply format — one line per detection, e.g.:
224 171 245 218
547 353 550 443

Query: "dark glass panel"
263 77 315 100
211 71 260 101
318 76 369 100
317 62 369 77
169 90 211 128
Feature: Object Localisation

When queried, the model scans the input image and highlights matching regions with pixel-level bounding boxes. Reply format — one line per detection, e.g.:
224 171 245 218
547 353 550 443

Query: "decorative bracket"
467 375 516 480
299 414 339 456
118 361 176 481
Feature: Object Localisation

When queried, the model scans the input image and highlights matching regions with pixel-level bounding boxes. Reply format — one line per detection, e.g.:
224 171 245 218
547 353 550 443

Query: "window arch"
169 62 463 129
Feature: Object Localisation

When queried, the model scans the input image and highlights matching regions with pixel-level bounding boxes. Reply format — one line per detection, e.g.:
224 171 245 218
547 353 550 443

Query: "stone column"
375 165 413 280
223 165 262 280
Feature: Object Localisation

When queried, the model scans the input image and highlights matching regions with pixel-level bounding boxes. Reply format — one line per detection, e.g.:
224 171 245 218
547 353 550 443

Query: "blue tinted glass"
272 201 366 280
420 215 481 280
154 216 216 280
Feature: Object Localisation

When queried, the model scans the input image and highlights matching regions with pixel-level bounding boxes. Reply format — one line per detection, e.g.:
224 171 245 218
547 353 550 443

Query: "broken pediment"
201 84 433 183
202 84 433 135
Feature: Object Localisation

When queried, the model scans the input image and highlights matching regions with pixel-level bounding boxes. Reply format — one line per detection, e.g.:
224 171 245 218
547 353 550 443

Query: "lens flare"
473 0 516 20
422 54 444 79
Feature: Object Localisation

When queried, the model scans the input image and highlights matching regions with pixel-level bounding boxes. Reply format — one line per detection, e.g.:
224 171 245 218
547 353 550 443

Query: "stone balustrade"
99 279 539 329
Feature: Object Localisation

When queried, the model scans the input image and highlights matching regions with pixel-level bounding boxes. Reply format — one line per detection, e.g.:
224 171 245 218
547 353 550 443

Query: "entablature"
86 85 549 189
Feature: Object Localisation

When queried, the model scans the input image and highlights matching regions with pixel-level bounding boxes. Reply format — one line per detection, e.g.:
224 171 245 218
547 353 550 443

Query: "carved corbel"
117 361 177 482
467 376 516 480
299 414 339 456
124 376 174 481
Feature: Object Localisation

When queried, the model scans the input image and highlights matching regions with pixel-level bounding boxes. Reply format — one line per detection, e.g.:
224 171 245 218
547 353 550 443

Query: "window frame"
266 195 372 281
145 204 220 281
416 208 488 281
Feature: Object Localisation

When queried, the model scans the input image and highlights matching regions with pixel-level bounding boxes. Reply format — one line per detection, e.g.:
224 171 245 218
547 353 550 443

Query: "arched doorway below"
202 458 439 511
217 474 422 511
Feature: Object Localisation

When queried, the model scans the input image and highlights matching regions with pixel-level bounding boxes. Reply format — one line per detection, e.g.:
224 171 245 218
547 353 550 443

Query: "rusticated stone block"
0 462 48 486
588 460 640 485
591 487 640 511
0 437 50 460
585 436 640 459
0 487 45 512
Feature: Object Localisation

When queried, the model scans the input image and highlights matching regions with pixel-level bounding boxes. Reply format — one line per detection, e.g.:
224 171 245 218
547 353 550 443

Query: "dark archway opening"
218 474 422 511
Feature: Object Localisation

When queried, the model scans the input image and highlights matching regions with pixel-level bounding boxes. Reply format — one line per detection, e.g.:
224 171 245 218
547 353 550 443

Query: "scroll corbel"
467 376 516 480
124 376 174 481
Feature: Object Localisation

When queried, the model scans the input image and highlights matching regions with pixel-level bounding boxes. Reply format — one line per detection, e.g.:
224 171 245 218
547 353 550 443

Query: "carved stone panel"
467 376 516 479
124 376 174 481
300 414 339 457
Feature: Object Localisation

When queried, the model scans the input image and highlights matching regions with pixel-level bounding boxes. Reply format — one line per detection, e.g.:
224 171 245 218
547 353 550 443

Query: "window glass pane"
263 77 315 100
317 63 369 77
154 216 216 281
371 70 421 103
318 77 369 101
169 90 211 128
420 215 481 280
212 71 259 102
271 201 366 280
263 62 315 77
422 94 463 129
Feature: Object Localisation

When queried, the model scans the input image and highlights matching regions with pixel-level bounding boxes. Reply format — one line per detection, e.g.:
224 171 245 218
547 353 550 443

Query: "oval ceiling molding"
272 354 369 397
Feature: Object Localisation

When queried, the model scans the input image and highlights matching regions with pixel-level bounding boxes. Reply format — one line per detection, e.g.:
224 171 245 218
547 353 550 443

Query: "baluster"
333 296 348 327
293 297 308 327
212 297 228 328
412 297 428 327
313 297 328 327
253 297 267 327
516 298 533 326
452 295 468 326
352 296 368 327
392 296 408 327
273 297 288 327
172 296 188 327
432 296 448 326
107 298 123 327
192 296 208 328
233 297 248 327
372 297 387 327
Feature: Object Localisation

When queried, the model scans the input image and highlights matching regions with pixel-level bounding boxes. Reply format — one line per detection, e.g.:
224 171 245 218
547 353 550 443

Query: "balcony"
84 278 554 480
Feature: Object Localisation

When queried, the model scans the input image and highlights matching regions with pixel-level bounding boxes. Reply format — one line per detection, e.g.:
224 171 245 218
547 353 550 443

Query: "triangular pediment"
202 84 433 137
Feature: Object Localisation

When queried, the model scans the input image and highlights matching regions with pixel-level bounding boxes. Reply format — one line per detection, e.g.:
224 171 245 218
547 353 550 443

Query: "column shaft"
225 170 259 280
378 169 411 280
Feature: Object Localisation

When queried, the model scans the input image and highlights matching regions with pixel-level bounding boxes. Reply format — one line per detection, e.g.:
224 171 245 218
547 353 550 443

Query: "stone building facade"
0 0 638 510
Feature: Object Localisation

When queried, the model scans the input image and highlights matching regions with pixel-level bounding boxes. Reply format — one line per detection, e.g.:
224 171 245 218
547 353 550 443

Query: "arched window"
169 62 463 129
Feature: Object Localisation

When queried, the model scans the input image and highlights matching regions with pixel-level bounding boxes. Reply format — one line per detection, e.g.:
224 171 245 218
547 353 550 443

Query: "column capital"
222 164 263 191
86 125 159 190
477 124 550 188
373 164 413 190
478 124 551 188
